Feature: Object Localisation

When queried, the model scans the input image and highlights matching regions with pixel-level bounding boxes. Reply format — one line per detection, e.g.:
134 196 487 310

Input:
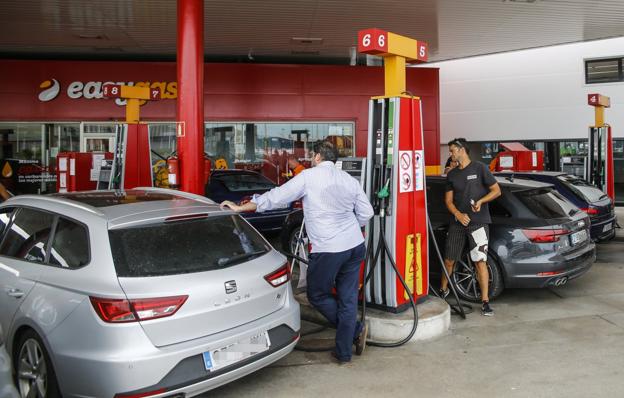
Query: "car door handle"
6 288 24 298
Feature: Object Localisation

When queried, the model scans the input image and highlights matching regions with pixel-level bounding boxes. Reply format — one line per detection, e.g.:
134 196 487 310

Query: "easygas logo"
37 79 177 105
38 79 61 102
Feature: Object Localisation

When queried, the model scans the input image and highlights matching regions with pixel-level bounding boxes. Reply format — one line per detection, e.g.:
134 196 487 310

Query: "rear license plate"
203 331 271 372
603 223 612 233
571 230 588 245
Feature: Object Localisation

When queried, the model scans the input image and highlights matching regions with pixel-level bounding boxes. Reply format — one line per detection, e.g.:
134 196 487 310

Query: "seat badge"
225 280 237 294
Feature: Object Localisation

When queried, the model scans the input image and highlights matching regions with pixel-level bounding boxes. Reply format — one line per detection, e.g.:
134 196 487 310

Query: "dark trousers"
306 243 366 361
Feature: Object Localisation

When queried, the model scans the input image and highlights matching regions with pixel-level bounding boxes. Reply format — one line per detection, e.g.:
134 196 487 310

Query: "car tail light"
537 271 563 276
114 389 167 398
293 200 303 209
264 264 291 287
522 228 569 243
580 207 599 215
90 295 188 323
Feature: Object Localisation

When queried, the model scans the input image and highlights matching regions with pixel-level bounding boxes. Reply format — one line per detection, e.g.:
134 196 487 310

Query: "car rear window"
109 214 271 277
515 188 579 219
215 173 276 192
557 175 608 203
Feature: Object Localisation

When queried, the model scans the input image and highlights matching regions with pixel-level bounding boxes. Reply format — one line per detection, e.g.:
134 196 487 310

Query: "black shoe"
439 288 450 299
354 323 368 356
481 301 494 316
330 351 351 365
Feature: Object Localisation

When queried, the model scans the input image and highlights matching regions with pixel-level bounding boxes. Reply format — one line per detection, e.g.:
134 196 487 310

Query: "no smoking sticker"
414 150 424 191
399 150 414 193
400 152 411 170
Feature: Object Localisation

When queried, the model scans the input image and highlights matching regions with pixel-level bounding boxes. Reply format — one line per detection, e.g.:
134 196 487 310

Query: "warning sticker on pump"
399 150 413 193
414 150 424 191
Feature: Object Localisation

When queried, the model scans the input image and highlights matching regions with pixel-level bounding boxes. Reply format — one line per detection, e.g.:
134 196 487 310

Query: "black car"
495 171 616 241
427 175 596 301
281 176 596 302
205 169 298 233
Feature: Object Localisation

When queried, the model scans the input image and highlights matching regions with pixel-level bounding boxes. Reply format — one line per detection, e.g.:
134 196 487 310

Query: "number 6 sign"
357 28 428 62
358 28 388 55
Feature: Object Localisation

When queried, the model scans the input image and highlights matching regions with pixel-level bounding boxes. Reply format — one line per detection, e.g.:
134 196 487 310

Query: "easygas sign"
38 78 177 105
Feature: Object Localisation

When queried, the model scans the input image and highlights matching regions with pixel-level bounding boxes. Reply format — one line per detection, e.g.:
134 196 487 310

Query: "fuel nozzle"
377 178 390 199
376 178 391 216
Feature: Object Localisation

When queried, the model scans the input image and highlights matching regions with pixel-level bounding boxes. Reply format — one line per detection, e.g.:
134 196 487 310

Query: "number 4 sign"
587 93 610 108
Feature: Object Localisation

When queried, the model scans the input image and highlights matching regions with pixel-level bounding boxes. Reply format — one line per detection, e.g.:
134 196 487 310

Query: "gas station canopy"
2 0 624 63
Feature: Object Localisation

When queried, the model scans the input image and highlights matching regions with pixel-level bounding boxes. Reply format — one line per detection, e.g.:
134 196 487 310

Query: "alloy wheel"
452 255 494 301
17 338 48 398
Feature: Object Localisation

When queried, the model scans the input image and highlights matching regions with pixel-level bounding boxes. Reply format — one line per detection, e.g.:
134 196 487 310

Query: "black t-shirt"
445 161 498 224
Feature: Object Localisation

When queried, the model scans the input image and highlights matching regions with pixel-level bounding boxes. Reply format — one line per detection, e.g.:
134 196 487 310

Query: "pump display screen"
336 157 366 186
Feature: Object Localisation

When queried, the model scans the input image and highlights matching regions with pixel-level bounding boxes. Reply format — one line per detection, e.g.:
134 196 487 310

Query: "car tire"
14 330 61 398
282 223 308 292
451 253 504 303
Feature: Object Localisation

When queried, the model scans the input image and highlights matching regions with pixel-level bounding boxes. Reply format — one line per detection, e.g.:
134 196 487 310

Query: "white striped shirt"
251 161 374 253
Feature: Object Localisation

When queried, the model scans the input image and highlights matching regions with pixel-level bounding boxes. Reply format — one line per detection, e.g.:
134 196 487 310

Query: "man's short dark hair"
312 141 338 162
448 138 470 155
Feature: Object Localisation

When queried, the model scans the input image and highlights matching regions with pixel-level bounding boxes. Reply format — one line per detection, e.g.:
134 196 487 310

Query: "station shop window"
0 122 79 195
148 121 354 186
585 57 623 84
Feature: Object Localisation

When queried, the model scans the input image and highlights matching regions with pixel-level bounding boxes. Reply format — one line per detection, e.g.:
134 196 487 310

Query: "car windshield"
557 175 608 203
109 214 271 277
515 188 579 219
216 173 276 192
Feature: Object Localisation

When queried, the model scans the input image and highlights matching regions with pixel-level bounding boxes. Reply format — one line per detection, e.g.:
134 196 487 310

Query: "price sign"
358 28 388 55
588 93 610 107
416 41 428 62
150 88 161 100
102 84 121 98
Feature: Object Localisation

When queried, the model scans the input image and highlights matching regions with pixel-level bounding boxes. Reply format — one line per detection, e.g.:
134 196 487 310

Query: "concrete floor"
207 212 624 398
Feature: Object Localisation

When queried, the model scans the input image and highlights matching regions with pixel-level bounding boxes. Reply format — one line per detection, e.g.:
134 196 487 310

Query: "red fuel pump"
490 142 544 172
358 28 429 312
56 152 113 192
587 93 615 201
364 96 429 311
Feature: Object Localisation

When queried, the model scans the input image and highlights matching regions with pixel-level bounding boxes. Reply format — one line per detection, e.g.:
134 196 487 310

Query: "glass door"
80 123 117 152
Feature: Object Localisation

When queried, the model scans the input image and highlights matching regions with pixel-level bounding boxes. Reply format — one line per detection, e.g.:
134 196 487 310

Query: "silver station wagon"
0 189 300 398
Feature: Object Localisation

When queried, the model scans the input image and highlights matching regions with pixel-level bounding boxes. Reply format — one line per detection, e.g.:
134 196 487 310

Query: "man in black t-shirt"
441 138 501 316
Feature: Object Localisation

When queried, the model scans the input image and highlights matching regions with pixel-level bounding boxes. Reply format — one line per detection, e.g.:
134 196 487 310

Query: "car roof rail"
135 187 216 205
8 194 105 216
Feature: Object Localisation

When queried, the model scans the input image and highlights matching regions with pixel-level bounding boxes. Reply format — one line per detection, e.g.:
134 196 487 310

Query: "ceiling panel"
0 0 623 63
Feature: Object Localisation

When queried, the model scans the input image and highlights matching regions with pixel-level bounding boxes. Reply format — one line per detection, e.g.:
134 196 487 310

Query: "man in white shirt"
220 141 374 364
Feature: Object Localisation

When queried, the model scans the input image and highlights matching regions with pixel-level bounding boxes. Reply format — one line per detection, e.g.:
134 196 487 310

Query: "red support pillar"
177 0 204 194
